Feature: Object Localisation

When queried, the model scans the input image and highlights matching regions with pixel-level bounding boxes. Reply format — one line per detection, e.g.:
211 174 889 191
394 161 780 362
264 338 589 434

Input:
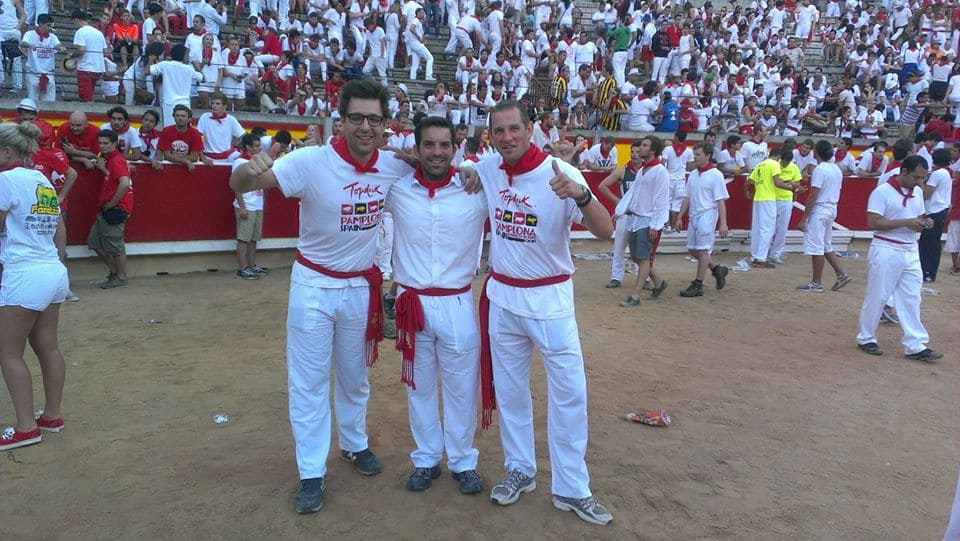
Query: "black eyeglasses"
346 113 385 126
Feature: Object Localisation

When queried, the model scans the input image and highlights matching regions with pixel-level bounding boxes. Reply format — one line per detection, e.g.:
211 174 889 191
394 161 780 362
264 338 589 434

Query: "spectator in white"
571 31 596 71
70 9 107 103
406 8 435 81
793 0 818 40
717 135 745 176
232 134 268 280
832 137 856 175
102 106 145 161
21 13 65 103
740 126 770 172
661 131 693 228
509 56 532 101
485 1 505 56
627 81 660 132
530 112 560 150
150 44 204 127
384 3 401 70
567 64 595 108
362 17 388 87
143 4 169 45
445 12 482 57
218 38 253 111
581 136 618 173
322 2 346 46
197 92 244 161
138 109 162 159
856 141 889 177
198 0 227 37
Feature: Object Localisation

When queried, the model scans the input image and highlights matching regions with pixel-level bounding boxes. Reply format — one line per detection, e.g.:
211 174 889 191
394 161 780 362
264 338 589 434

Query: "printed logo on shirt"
499 189 533 209
494 206 538 242
343 181 384 199
170 140 190 156
340 198 385 231
30 184 60 216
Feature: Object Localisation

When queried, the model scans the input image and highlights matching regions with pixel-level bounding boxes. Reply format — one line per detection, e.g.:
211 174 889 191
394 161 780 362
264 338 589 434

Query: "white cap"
397 83 409 95
16 98 38 113
628 68 640 76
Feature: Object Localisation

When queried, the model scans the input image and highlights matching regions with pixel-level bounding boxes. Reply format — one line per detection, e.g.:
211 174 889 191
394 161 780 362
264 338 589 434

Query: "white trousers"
406 290 480 472
489 303 592 499
610 215 630 281
23 0 48 25
363 56 388 87
488 33 502 57
666 50 680 77
945 469 960 541
749 200 777 261
611 51 628 87
408 41 434 80
26 73 55 102
651 56 669 83
769 200 792 259
376 210 393 274
287 281 372 479
795 22 811 39
386 35 398 69
444 28 472 54
856 245 929 355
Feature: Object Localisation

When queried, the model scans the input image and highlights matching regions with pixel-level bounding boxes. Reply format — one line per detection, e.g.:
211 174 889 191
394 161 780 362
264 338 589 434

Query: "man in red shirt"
88 129 134 289
56 111 101 170
325 71 344 113
152 104 209 172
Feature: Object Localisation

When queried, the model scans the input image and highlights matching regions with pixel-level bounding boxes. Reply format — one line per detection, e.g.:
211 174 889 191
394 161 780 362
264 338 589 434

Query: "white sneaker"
65 290 80 302
382 271 393 281
490 469 536 506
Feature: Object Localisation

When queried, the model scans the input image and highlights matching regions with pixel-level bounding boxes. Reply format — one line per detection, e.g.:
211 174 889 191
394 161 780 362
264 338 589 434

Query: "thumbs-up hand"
549 159 587 201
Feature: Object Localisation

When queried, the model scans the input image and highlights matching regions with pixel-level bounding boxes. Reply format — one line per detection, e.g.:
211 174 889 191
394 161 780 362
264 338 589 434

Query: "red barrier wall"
65 166 879 247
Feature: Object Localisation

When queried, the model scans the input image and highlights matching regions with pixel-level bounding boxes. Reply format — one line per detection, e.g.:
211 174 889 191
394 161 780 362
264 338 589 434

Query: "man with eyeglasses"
230 79 415 515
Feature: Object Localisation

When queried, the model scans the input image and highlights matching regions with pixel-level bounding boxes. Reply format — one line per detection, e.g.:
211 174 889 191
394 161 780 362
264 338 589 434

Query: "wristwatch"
575 185 592 208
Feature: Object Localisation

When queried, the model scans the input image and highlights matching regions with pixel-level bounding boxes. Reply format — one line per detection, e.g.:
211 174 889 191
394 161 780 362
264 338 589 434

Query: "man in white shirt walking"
406 8 435 81
70 10 108 102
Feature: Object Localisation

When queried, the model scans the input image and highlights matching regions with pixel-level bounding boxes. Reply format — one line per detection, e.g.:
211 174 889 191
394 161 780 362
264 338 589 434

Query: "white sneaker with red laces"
0 426 42 451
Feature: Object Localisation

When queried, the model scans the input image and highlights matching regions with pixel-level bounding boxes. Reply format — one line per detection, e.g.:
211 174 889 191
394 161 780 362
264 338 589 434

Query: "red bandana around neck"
238 152 252 160
671 142 685 157
697 162 716 173
870 152 884 171
36 26 50 39
643 158 663 171
414 166 456 198
193 28 205 36
211 111 227 122
835 149 847 162
885 160 901 173
202 48 214 63
332 137 379 173
626 161 641 174
499 144 549 185
887 178 914 207
228 51 240 64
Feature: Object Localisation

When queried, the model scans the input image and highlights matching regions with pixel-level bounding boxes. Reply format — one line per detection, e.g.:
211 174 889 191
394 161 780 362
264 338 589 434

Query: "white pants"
287 280 372 479
687 209 719 251
749 200 777 261
666 50 680 77
23 0 48 25
611 51 628 87
610 215 630 281
376 210 393 275
769 200 793 259
945 469 960 541
363 56 388 86
651 56 669 83
856 245 929 355
278 0 290 20
946 220 960 253
488 33 502 57
489 303 592 499
408 41 434 80
161 99 190 128
386 35 398 69
406 290 480 472
26 73 55 102
1 29 23 91
444 28 472 54
669 179 686 212
795 22 811 39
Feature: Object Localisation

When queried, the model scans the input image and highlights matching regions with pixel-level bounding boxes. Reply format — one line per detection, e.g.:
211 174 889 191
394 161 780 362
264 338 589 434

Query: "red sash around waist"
395 283 473 389
478 270 571 429
873 235 910 245
295 250 384 367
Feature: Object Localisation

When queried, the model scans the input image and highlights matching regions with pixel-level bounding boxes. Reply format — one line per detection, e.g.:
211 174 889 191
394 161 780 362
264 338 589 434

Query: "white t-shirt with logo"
474 155 589 319
272 145 412 287
100 123 146 155
0 167 60 269
386 173 487 290
741 140 769 170
581 144 618 169
22 30 61 75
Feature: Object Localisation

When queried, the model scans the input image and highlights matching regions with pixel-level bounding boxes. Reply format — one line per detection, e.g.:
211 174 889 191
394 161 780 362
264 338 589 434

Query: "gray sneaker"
490 469 536 506
237 268 261 280
552 495 613 525
65 290 80 302
100 275 128 289
295 477 325 514
880 306 900 325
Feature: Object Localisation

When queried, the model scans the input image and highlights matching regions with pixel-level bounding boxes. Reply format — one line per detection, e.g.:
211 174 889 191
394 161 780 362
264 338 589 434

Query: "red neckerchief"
887 177 914 206
238 152 252 159
211 112 227 123
228 51 240 64
296 101 307 115
0 161 24 172
670 142 685 157
627 161 640 174
539 122 551 136
202 48 213 64
642 158 663 172
332 137 379 173
735 73 746 85
885 160 901 173
563 37 574 46
414 166 456 198
492 91 503 101
697 162 716 173
870 152 884 171
499 144 548 185
244 55 255 67
36 26 50 40
600 146 610 159
435 95 444 103
465 57 473 67
192 28 205 36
